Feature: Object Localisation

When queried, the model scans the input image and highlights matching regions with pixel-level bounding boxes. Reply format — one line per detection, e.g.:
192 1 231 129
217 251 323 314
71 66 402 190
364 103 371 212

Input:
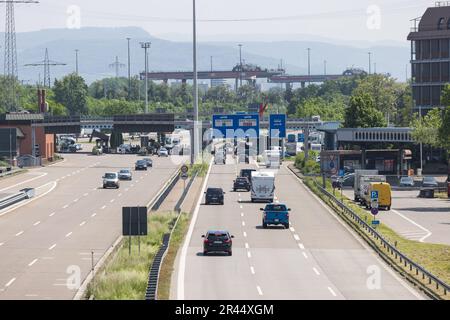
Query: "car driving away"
240 169 256 186
135 160 148 171
103 172 120 189
233 176 250 192
261 203 291 229
205 188 225 205
118 169 132 181
202 231 234 256
422 176 438 188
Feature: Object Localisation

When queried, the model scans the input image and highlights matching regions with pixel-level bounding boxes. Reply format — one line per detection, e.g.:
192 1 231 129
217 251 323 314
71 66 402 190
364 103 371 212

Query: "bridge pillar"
235 78 239 92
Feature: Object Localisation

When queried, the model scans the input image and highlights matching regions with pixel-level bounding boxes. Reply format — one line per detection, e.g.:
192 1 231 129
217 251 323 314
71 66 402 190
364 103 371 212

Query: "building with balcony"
408 2 450 113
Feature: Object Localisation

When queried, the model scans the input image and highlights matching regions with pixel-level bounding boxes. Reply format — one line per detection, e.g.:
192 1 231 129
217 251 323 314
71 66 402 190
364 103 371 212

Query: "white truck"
251 171 275 203
264 150 281 168
353 169 379 202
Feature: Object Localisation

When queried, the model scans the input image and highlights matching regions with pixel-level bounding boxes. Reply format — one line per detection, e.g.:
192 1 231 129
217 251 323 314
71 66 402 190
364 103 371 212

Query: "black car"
205 188 225 205
135 160 148 171
233 177 250 192
143 158 153 167
240 169 256 185
202 231 234 256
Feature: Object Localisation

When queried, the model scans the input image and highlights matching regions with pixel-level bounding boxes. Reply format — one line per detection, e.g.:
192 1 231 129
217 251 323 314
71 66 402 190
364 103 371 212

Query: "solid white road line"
328 287 337 297
0 172 47 192
80 221 86 227
15 231 24 237
33 221 41 226
256 286 263 296
250 267 255 275
294 234 300 241
0 181 57 217
28 259 38 267
391 209 432 242
177 158 213 300
313 267 321 276
48 244 56 250
5 278 16 287
65 232 73 238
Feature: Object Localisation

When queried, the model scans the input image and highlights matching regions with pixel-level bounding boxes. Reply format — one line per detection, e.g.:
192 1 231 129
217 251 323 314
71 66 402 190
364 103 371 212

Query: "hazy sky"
9 0 432 43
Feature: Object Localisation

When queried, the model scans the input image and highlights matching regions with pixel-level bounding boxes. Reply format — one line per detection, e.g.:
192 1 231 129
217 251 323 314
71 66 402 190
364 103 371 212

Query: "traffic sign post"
181 172 189 191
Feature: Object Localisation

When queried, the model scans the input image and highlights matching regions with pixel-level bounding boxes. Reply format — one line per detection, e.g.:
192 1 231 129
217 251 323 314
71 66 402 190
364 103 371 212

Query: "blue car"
260 203 291 229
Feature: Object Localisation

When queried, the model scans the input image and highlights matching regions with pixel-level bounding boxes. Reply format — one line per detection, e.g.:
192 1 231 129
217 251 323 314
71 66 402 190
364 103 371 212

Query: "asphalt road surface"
0 153 183 300
342 189 450 245
176 157 423 300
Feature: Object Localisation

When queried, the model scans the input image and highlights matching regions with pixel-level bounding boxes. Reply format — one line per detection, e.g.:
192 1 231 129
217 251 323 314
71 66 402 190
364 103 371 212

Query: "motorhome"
251 171 275 203
354 170 379 202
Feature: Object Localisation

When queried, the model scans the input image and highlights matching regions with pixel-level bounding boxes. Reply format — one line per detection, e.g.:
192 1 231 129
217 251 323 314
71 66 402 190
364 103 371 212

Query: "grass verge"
157 211 191 300
86 212 177 300
302 175 450 299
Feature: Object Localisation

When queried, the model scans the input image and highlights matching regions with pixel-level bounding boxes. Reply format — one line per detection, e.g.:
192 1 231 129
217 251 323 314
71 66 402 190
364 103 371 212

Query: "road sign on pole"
371 190 379 200
181 165 189 174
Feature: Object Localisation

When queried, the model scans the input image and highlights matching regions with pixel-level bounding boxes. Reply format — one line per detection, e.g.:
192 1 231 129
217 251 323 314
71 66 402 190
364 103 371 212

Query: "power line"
25 48 66 88
1 0 39 111
109 56 125 78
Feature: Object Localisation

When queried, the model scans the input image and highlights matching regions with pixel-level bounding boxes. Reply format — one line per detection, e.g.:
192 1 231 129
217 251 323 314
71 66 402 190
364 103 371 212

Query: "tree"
296 96 345 121
410 108 442 147
344 93 386 128
438 106 450 151
352 74 399 123
54 73 89 115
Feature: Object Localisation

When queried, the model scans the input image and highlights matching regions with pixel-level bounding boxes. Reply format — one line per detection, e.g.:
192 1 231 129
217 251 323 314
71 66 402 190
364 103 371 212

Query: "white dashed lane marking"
15 231 24 237
33 221 41 226
48 244 56 251
28 259 38 267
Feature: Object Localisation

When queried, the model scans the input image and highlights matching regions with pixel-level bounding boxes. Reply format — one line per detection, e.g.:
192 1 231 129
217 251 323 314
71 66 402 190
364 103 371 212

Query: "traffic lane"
233 165 343 300
343 188 450 245
184 160 261 300
0 156 181 299
282 168 421 300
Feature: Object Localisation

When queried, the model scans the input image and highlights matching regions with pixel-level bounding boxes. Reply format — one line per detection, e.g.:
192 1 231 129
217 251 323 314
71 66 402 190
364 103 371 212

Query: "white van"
251 171 275 203
264 150 281 168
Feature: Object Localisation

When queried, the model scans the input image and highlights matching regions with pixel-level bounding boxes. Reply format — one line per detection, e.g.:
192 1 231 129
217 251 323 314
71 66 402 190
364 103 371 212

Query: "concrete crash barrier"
0 188 35 210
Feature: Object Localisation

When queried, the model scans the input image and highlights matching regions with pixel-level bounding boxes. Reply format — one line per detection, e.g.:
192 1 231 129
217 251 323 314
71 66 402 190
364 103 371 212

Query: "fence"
311 178 449 298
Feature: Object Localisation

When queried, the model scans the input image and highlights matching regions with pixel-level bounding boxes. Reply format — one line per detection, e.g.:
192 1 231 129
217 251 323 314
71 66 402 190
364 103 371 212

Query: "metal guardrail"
145 171 198 300
311 179 449 298
0 188 35 210
150 172 181 212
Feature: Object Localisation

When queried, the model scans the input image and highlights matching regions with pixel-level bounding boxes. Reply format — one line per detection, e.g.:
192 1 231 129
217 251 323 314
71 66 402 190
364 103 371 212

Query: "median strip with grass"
301 174 450 299
86 212 177 300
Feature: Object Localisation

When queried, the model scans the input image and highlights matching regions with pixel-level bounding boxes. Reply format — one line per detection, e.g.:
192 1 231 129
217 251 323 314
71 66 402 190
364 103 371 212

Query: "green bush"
294 152 306 169
303 160 321 174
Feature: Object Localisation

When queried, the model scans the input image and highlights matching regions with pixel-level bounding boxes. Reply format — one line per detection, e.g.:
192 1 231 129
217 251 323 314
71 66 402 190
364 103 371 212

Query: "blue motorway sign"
298 133 305 143
212 114 260 139
269 114 287 139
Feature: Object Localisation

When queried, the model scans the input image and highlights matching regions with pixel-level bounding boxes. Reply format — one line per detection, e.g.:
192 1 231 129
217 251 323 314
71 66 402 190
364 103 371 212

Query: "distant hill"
0 27 409 85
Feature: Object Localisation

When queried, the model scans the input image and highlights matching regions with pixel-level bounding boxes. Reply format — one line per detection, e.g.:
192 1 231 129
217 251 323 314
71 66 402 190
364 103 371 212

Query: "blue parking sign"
371 191 379 200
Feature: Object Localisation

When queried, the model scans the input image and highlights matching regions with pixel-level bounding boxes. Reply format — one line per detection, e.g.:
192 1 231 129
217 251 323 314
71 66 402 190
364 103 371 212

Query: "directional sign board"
122 207 148 236
212 114 259 139
298 133 305 143
269 114 287 139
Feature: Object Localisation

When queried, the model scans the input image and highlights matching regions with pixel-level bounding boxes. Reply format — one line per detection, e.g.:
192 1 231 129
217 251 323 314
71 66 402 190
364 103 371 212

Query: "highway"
342 189 450 245
175 157 424 300
0 152 182 300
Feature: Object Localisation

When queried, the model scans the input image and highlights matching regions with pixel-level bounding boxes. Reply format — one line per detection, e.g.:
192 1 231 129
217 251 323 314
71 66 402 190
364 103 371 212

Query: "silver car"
103 172 120 189
118 169 132 181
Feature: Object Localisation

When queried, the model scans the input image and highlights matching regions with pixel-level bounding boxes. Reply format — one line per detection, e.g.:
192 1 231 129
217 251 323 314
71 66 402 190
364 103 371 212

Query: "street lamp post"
140 42 151 113
127 38 131 100
238 44 243 87
75 49 79 75
368 52 372 75
192 0 199 164
307 48 311 85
